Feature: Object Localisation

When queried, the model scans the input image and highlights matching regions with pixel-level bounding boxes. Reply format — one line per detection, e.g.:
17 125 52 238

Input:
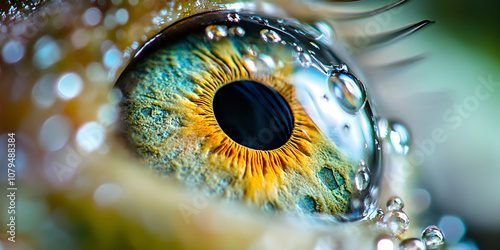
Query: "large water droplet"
399 238 425 250
355 169 370 191
368 208 384 221
421 225 445 249
386 196 404 212
205 25 228 40
388 122 410 155
382 210 410 236
328 71 367 114
260 29 281 43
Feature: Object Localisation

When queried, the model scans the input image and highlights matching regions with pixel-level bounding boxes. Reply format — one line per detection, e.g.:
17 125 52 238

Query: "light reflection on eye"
116 10 382 221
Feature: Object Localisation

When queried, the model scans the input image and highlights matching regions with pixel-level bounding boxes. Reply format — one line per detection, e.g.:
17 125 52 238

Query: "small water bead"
227 13 240 22
388 122 410 155
368 208 384 221
421 225 445 249
260 29 281 43
205 25 228 40
251 16 268 25
355 169 370 191
382 210 410 236
328 71 367 114
398 238 425 250
228 26 245 37
334 63 348 73
296 51 312 68
386 196 404 212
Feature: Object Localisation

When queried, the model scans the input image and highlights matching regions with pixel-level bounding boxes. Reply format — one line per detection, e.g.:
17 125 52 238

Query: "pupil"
212 80 294 150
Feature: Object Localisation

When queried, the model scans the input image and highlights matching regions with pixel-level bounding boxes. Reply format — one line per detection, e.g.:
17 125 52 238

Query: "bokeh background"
370 0 500 248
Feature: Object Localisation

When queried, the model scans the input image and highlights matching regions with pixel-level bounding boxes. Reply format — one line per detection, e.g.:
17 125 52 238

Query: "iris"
116 10 381 221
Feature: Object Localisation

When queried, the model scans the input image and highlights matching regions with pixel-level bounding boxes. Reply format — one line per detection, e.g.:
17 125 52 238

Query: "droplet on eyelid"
205 25 228 40
399 238 425 250
386 196 404 212
260 29 281 43
421 225 445 249
382 210 410 236
328 71 367 114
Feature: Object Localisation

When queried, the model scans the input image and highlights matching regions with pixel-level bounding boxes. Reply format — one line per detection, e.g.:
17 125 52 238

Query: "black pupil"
213 80 294 150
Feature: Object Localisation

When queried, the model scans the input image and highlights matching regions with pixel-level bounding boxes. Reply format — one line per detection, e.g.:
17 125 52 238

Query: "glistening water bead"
386 196 404 212
421 225 445 249
328 70 367 114
387 122 410 155
382 210 410 236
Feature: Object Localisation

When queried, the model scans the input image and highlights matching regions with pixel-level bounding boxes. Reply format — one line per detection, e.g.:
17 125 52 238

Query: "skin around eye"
116 11 357 215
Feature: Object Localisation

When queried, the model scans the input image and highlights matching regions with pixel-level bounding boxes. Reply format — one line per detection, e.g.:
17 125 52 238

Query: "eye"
116 10 381 221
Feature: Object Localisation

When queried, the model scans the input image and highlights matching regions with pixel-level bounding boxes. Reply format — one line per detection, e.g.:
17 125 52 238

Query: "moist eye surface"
116 10 382 221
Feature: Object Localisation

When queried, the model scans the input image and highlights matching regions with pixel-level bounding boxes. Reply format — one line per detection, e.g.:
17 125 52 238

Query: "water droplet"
368 208 384 221
355 169 370 191
359 159 366 167
227 13 240 22
205 25 228 40
382 210 410 236
229 26 245 37
334 63 348 73
421 225 445 249
343 124 350 133
388 122 410 155
260 29 281 43
296 52 312 68
251 16 268 25
328 71 367 114
386 196 404 212
399 238 425 250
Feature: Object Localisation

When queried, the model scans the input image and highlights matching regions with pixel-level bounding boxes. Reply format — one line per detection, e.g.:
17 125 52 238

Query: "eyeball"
116 10 383 221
